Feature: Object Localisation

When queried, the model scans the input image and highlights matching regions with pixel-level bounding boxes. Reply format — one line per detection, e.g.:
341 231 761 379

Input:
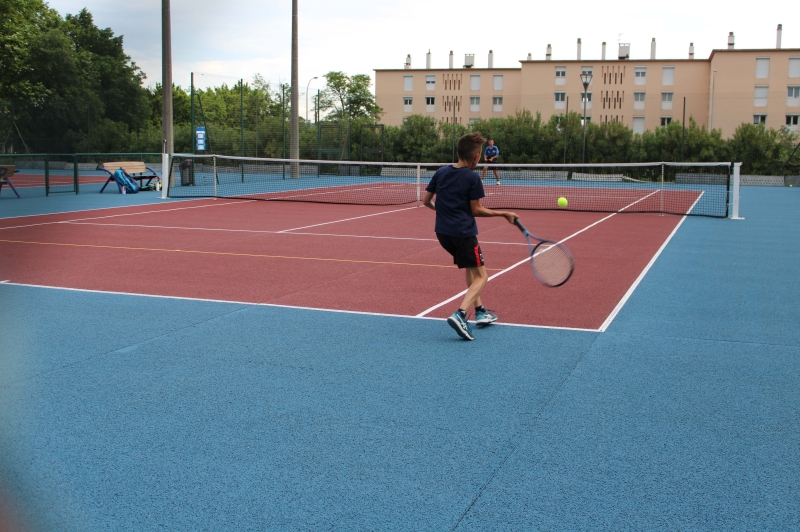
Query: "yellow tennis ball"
557 197 568 208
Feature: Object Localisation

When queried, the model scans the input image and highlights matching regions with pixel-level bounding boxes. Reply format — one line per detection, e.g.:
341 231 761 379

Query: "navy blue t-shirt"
425 165 485 237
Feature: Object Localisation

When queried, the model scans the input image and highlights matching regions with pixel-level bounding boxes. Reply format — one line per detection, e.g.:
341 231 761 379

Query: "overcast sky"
46 0 797 114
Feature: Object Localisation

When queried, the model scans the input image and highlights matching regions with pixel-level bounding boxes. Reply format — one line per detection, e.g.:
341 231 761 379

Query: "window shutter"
661 67 675 85
755 58 770 79
789 59 800 78
470 75 480 90
493 75 503 91
403 76 413 91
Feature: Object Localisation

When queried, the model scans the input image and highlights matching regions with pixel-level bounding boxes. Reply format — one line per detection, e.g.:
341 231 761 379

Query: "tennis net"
167 154 732 218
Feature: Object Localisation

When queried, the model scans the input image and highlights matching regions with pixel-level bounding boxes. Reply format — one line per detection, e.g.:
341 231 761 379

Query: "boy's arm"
470 199 516 223
422 191 436 211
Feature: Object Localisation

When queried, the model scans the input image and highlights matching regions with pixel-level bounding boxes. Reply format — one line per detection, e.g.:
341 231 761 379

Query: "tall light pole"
580 72 592 163
306 76 318 123
710 69 718 130
290 0 299 177
161 0 173 198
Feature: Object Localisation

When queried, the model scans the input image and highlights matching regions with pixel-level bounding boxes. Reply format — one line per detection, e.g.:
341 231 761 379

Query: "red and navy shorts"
436 234 485 269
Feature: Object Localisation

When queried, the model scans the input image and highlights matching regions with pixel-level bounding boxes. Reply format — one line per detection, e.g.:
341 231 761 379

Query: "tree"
319 72 382 121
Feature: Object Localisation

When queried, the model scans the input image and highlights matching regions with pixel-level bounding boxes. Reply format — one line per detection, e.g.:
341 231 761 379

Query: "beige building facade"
375 39 800 138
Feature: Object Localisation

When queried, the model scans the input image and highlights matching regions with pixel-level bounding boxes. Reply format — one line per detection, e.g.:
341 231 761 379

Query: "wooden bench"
99 161 161 193
0 165 21 198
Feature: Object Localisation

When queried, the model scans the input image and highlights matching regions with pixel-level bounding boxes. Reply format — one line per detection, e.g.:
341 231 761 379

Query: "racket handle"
513 217 528 233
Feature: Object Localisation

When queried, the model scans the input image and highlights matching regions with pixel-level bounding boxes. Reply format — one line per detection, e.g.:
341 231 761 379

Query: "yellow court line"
0 239 504 271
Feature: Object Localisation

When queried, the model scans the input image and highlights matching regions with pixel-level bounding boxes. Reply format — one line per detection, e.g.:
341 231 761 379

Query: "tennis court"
0 174 798 530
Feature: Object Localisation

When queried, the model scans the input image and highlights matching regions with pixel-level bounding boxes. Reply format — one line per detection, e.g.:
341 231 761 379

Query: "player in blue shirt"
481 138 501 184
423 132 517 340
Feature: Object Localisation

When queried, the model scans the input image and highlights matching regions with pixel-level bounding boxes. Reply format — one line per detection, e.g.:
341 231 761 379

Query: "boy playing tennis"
423 132 517 341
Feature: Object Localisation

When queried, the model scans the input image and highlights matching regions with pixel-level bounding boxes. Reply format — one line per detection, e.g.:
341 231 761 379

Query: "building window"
635 67 647 85
661 66 675 85
788 86 800 107
661 92 673 110
787 115 800 126
470 96 480 112
633 91 645 110
581 67 593 76
492 96 503 112
755 58 770 79
660 117 672 126
754 85 769 107
753 115 767 125
402 117 408 123
555 67 566 85
403 75 413 91
581 116 591 126
632 116 645 134
493 75 504 91
425 96 435 112
426 75 435 90
790 58 800 78
469 117 479 124
554 92 566 102
403 96 413 112
470 75 480 91
581 92 592 102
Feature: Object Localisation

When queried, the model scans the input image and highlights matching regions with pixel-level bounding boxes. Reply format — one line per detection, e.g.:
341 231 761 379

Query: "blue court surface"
1 187 798 530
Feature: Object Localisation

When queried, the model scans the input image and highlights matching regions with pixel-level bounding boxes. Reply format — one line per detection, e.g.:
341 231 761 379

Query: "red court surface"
0 198 686 330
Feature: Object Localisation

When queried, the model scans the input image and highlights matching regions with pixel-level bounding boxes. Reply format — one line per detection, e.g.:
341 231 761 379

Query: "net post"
213 155 218 198
660 163 664 216
416 164 421 204
160 151 170 199
45 154 50 196
731 162 744 220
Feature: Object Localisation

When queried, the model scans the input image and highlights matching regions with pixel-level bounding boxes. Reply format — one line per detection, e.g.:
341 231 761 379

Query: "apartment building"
374 28 800 138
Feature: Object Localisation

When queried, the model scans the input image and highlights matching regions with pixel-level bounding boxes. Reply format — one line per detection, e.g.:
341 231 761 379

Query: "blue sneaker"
447 311 475 341
475 308 498 325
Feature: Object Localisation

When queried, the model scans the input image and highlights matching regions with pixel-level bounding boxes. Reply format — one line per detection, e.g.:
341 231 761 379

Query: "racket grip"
513 217 527 233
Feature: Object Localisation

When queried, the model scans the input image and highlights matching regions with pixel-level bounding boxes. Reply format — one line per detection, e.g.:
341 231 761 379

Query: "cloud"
46 0 797 95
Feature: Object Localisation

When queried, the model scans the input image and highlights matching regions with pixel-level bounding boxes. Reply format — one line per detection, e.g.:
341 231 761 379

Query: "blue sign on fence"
196 127 206 151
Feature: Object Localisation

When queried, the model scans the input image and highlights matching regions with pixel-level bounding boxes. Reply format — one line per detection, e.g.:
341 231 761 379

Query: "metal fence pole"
74 153 79 194
45 153 50 196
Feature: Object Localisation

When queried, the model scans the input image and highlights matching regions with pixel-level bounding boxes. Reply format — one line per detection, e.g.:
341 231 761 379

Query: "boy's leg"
459 266 488 311
481 166 487 179
465 268 483 309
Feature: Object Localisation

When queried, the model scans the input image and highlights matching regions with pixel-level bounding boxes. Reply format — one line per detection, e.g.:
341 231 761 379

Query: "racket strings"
531 243 573 287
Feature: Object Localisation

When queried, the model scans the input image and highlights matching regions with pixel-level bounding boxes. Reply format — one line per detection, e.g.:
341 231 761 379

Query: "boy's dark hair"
457 132 486 161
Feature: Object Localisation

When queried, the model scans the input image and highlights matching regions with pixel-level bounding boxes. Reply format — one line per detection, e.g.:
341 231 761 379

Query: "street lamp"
306 76 318 123
580 72 592 163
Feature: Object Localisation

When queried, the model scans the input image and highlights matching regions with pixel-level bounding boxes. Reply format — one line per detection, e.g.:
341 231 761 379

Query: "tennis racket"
513 218 574 287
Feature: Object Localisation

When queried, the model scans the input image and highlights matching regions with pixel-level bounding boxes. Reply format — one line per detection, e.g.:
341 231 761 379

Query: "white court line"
278 205 421 233
416 190 661 318
0 200 247 231
0 197 206 222
597 191 704 332
0 281 598 332
61 221 530 246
